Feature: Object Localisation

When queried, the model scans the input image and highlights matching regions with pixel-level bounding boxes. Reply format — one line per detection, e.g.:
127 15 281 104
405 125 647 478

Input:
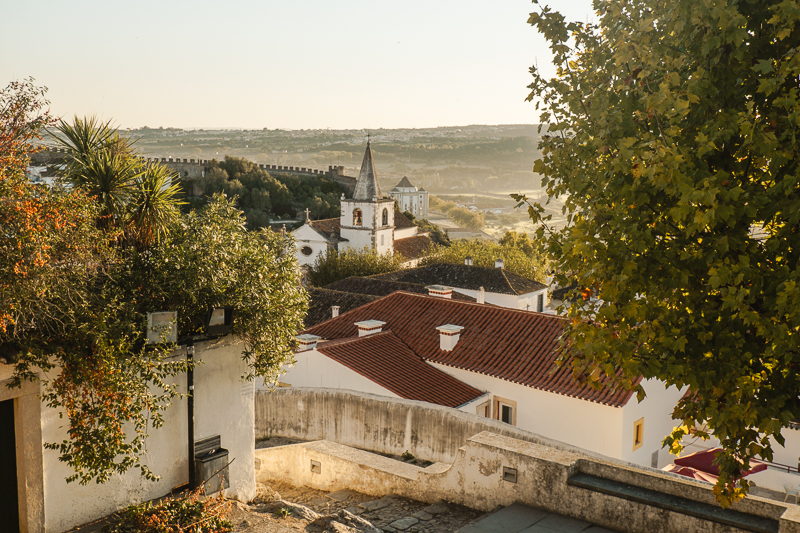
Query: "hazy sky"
2 0 595 130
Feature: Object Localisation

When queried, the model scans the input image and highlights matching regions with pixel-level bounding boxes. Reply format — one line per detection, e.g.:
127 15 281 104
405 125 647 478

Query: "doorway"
0 399 20 533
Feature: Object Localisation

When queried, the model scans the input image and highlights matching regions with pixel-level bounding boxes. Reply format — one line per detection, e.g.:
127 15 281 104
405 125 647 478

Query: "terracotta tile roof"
372 263 547 295
394 235 434 261
309 218 346 242
394 209 416 229
324 277 476 302
304 291 636 407
316 330 485 408
550 284 578 301
305 288 379 327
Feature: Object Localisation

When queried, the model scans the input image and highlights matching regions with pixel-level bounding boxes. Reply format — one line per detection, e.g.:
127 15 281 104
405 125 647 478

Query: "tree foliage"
422 234 547 282
1 87 306 484
403 211 451 247
307 248 402 287
522 0 800 504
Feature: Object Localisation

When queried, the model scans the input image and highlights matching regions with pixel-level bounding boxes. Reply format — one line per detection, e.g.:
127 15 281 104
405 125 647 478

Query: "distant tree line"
188 156 343 229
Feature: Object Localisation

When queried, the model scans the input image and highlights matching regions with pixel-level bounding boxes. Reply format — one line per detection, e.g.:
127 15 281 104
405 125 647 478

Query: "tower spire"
352 142 382 200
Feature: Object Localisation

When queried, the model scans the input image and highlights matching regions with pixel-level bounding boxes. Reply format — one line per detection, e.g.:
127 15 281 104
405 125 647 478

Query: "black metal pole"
187 343 195 489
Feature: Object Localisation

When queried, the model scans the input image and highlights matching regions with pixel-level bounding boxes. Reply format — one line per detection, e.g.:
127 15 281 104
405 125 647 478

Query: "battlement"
29 147 358 194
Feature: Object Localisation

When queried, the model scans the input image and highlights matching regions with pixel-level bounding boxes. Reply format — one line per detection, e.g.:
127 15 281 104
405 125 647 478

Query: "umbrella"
674 447 768 476
662 463 719 483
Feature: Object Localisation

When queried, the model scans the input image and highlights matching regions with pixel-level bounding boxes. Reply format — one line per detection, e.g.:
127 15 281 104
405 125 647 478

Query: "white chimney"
495 258 505 269
465 256 473 266
436 324 464 351
332 305 340 318
477 286 485 304
427 285 453 299
355 320 386 337
296 333 322 352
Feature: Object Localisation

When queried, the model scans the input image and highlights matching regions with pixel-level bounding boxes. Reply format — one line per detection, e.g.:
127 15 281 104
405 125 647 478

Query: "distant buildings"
389 176 428 218
291 143 433 269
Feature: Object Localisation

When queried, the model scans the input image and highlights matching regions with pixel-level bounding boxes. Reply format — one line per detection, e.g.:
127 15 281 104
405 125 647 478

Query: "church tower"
340 142 395 255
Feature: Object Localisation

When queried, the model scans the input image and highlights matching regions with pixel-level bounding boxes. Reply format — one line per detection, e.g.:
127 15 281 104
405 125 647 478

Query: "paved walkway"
456 503 615 533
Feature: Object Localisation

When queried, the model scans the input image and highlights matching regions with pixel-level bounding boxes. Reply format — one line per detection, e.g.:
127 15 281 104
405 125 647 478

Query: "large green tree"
2 87 307 484
521 0 800 504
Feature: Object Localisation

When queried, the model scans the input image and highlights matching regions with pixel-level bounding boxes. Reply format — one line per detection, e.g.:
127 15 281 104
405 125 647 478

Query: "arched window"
382 208 388 226
353 208 363 226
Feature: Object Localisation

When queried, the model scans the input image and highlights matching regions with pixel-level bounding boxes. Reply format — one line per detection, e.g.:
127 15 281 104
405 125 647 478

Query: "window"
380 234 384 246
300 245 313 256
494 396 517 426
353 208 363 226
382 208 388 226
633 417 644 450
537 293 544 313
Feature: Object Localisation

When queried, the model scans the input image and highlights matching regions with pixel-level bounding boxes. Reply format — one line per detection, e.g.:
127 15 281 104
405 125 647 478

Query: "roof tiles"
304 291 635 407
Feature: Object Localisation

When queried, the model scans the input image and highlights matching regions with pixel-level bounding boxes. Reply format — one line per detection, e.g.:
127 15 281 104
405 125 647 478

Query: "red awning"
662 463 719 483
674 447 768 477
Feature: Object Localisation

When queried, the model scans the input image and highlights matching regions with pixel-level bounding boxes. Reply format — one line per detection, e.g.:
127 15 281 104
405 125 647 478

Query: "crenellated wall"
30 148 357 194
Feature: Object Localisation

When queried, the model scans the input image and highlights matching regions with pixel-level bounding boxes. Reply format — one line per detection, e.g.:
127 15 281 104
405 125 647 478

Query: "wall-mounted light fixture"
205 307 234 336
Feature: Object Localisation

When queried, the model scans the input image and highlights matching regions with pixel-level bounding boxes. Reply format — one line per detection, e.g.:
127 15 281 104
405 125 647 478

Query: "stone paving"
242 479 485 532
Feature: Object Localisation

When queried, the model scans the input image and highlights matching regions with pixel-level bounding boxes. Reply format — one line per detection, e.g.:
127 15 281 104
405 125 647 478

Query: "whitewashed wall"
39 339 255 533
292 224 330 267
428 362 625 460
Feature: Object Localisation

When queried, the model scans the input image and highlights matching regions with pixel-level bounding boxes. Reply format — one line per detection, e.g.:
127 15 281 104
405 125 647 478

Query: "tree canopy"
422 233 547 282
1 85 306 484
307 248 402 287
522 0 800 504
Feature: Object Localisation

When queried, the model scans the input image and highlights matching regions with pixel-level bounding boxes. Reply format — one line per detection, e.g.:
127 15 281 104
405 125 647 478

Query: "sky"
2 0 595 130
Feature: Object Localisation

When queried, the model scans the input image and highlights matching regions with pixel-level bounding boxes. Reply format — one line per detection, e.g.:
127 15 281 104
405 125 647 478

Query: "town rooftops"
305 288 379 327
308 218 347 242
393 235 434 262
371 263 548 296
304 291 637 407
323 276 477 302
315 331 484 408
394 209 416 229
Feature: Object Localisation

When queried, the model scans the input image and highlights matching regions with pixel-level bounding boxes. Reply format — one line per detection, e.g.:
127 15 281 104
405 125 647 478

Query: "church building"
292 143 433 269
389 176 428 218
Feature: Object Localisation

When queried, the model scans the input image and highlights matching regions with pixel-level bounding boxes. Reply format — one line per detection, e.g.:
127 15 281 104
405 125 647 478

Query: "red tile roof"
394 235 434 261
394 209 417 229
316 331 485 408
372 263 547 295
304 292 636 407
309 218 345 242
324 277 476 302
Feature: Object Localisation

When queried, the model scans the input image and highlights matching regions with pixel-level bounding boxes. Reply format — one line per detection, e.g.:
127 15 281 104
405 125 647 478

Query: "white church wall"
293 224 330 267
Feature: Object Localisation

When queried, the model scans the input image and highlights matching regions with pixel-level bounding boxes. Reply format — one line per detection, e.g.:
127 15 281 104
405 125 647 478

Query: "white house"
280 291 686 469
388 176 429 218
1 339 256 533
292 143 433 269
370 260 550 311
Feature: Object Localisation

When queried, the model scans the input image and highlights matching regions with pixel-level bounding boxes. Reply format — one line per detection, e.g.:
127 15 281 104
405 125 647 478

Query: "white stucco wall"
620 378 686 468
394 225 418 239
292 224 330 267
390 188 428 218
41 339 255 533
427 362 625 460
276 348 403 399
451 287 521 309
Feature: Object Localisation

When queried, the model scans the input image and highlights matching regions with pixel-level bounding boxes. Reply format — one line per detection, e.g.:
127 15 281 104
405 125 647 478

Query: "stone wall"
255 431 800 533
255 388 621 465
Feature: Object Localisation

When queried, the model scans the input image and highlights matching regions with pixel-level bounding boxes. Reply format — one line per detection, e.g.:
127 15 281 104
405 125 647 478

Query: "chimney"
495 258 505 269
436 324 464 351
355 320 386 337
465 256 473 266
477 286 485 304
331 305 340 318
426 285 453 299
296 333 322 352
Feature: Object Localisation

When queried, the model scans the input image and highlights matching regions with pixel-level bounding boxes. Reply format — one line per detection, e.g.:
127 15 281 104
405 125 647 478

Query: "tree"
2 89 306 484
53 116 184 248
403 211 451 247
521 0 800 504
447 206 485 231
422 238 547 282
307 249 402 287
